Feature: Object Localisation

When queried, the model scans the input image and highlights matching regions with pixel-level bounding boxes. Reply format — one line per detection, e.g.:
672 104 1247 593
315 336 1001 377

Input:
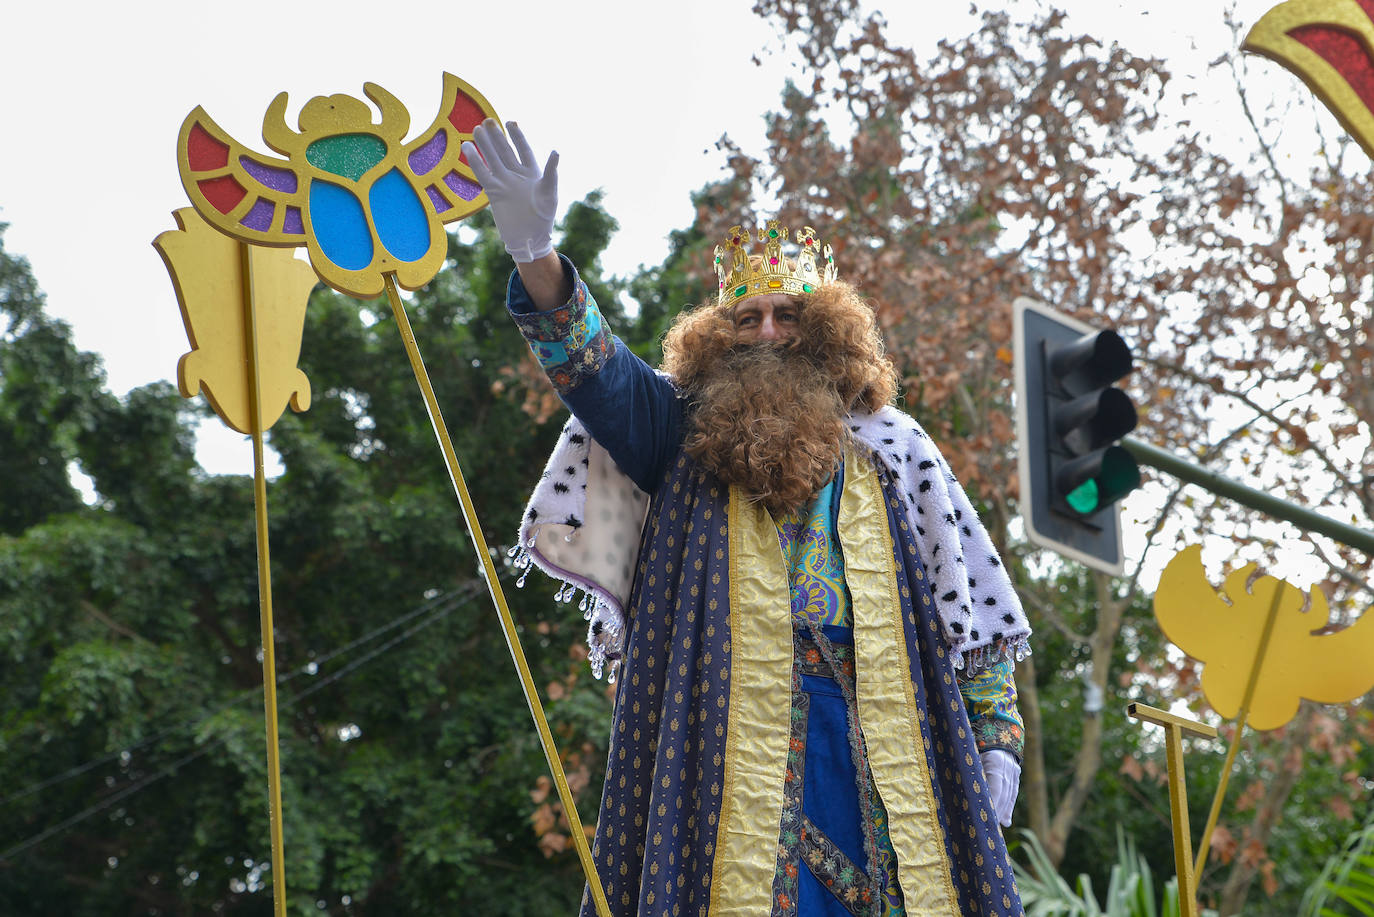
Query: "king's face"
732 294 802 344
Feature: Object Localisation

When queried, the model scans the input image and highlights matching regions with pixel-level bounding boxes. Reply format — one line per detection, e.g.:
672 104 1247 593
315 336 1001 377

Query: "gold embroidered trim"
710 487 793 915
840 448 958 915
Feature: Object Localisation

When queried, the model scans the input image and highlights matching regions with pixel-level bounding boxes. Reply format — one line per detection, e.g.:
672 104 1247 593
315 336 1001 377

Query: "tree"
0 228 106 534
0 204 633 915
627 2 1371 913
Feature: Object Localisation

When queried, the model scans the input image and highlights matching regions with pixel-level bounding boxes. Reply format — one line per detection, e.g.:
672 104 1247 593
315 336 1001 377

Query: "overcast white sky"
2 0 1332 586
3 0 1289 397
1 0 793 399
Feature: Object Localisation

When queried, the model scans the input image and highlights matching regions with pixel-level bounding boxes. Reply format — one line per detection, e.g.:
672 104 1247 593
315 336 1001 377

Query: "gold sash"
711 448 956 914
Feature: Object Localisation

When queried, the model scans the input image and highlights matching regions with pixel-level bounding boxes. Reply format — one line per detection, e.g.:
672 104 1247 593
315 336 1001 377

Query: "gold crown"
714 219 837 309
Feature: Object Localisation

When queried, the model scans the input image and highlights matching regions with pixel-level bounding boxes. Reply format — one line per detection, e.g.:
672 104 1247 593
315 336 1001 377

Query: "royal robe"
509 259 1030 916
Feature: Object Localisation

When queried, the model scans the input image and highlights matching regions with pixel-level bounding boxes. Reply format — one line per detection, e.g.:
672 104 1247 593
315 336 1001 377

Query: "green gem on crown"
803 283 814 293
768 229 779 238
734 284 748 297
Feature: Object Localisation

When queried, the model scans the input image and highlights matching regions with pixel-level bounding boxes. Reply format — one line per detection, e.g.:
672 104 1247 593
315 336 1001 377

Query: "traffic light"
1013 298 1142 574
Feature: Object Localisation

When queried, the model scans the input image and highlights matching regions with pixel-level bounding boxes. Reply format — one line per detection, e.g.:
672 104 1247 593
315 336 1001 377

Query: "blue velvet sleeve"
507 256 683 493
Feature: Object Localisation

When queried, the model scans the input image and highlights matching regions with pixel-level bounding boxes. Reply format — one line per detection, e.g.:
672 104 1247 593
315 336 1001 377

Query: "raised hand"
463 120 559 263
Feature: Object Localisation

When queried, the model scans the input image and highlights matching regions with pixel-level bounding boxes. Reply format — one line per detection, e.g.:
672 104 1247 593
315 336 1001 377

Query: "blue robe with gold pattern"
574 447 1022 916
508 259 1027 916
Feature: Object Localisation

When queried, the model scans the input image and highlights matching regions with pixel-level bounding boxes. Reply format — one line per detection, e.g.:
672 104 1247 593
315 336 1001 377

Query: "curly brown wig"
659 281 898 515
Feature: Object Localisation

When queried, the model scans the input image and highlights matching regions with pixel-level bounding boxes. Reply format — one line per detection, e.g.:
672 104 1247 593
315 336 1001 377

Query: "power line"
1 579 485 808
0 586 479 862
0 746 210 863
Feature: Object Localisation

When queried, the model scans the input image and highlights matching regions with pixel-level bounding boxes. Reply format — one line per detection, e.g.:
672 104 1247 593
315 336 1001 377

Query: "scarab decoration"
177 72 496 298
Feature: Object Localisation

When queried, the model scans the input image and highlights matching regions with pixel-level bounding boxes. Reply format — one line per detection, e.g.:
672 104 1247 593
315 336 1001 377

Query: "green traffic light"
1066 479 1100 514
1017 299 1139 572
1062 447 1142 515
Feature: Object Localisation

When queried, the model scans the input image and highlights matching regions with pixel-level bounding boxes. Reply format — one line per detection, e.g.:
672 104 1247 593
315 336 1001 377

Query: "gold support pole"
240 241 288 917
1192 581 1286 879
382 276 611 917
1128 703 1218 917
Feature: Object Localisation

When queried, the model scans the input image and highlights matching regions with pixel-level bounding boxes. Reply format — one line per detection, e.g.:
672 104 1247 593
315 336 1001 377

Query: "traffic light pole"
1123 437 1374 555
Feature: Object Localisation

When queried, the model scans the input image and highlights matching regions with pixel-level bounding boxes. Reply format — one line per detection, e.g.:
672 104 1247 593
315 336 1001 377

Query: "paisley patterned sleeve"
957 657 1024 760
507 255 614 395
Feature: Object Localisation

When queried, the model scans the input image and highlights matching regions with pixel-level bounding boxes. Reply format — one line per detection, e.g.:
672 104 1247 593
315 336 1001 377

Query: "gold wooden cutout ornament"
157 208 316 433
1245 0 1374 159
1154 544 1374 730
1149 544 1374 900
177 72 496 298
160 75 612 917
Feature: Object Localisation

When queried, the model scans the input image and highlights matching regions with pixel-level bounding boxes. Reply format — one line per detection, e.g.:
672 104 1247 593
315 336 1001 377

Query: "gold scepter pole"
158 208 313 917
381 274 611 917
1192 580 1286 879
240 240 289 917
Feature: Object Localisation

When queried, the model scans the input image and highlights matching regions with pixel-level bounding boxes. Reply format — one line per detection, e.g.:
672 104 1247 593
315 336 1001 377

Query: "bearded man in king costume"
465 121 1031 917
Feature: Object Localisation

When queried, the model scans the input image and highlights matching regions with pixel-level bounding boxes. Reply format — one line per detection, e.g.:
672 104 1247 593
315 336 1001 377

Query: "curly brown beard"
661 282 899 516
681 343 848 515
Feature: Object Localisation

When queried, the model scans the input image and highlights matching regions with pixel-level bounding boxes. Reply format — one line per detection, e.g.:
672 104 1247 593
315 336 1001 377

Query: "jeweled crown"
714 220 837 309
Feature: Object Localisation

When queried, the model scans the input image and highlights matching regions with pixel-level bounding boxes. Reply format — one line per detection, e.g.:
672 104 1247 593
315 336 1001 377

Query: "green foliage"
1015 828 1217 917
0 207 635 915
1302 804 1374 917
1019 564 1181 883
0 231 106 535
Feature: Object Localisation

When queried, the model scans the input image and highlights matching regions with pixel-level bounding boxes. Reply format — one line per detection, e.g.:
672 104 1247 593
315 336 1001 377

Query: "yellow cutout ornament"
1154 545 1374 730
155 207 317 434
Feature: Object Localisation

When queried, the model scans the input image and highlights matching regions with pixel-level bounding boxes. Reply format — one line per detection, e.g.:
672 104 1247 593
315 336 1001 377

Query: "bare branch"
1015 584 1090 646
1306 535 1374 603
1139 356 1358 496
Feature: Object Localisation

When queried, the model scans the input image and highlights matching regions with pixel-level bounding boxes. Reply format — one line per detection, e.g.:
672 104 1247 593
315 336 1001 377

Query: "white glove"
981 749 1020 828
462 120 559 263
